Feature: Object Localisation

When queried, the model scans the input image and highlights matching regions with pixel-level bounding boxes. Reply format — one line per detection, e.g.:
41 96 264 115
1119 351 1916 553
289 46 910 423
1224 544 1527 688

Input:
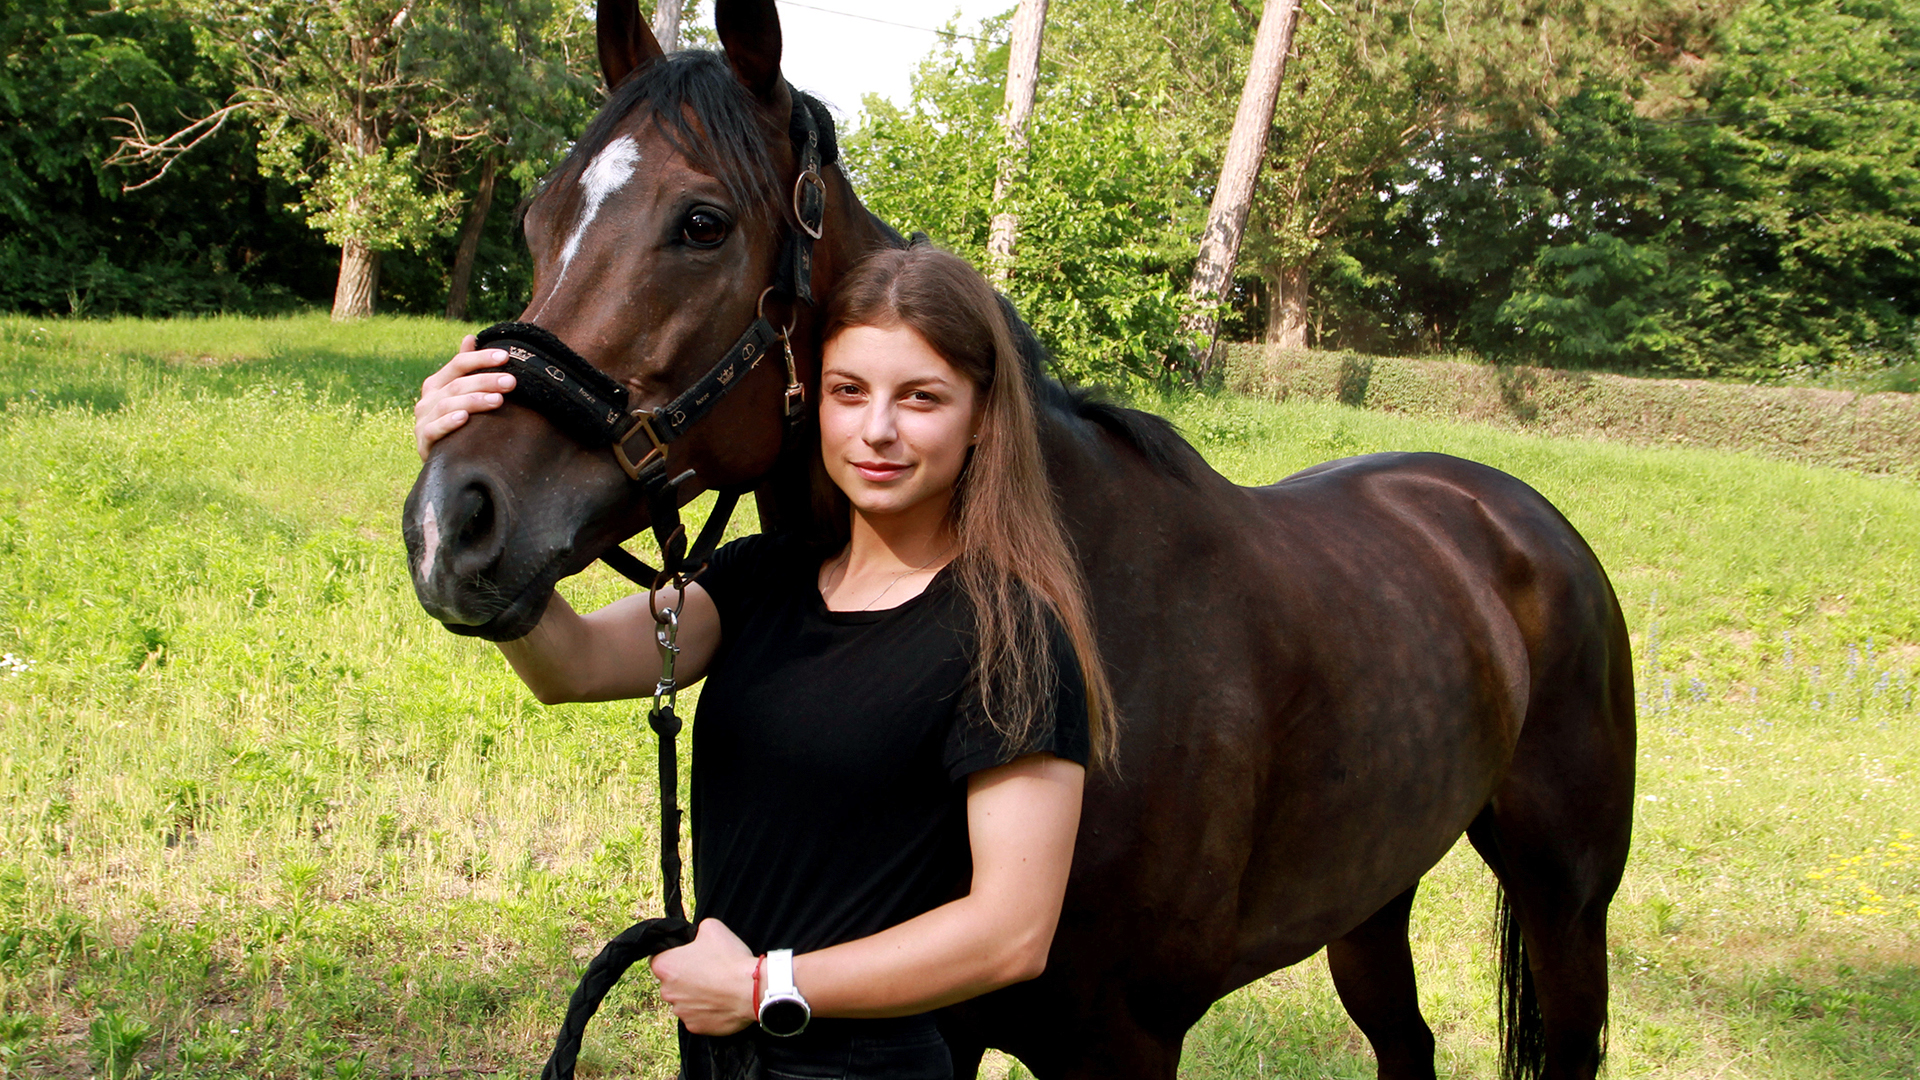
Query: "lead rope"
536 551 702 1080
535 87 832 1080
648 569 688 925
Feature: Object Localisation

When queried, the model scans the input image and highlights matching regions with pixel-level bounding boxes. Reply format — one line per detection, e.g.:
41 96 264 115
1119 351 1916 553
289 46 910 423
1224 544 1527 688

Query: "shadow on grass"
1730 961 1920 1076
1 315 456 415
1178 958 1920 1078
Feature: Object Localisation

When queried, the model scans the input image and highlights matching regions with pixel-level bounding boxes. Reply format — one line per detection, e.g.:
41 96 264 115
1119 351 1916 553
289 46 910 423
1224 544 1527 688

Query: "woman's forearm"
793 891 1055 1018
649 757 1083 1036
496 591 595 704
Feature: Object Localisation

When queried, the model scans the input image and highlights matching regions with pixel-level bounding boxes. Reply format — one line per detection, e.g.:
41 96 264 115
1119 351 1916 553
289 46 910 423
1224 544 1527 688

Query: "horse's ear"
715 0 783 103
597 0 665 92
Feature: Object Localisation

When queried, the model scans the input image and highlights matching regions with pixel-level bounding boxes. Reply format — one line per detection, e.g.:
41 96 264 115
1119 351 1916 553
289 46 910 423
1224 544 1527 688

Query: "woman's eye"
682 208 730 248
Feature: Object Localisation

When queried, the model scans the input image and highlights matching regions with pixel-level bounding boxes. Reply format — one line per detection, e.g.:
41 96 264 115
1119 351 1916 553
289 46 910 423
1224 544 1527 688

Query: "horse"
402 3 1636 1077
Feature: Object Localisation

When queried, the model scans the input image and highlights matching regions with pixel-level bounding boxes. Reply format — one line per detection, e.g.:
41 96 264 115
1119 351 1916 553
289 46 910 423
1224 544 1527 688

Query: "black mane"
544 50 838 219
995 295 1202 484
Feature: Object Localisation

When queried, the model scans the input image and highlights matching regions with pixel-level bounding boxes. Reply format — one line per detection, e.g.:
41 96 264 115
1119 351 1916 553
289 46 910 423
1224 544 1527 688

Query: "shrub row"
1224 345 1920 482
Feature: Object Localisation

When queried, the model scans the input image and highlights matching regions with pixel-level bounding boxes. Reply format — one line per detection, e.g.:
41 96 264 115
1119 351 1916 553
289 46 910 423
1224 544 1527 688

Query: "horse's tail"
1496 887 1547 1080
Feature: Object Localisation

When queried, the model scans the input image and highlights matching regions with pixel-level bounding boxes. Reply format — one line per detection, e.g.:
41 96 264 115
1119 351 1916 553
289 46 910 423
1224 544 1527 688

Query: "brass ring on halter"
757 286 798 339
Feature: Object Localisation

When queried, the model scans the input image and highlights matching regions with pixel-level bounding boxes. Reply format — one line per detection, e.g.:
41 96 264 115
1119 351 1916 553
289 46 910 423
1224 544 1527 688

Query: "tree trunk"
332 238 381 321
1260 262 1309 384
1265 262 1308 350
653 0 681 52
445 156 499 322
987 0 1049 283
1182 0 1303 375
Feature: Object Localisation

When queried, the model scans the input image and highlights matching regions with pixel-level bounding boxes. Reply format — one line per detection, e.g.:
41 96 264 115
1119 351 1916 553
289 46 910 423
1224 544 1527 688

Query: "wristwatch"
756 948 811 1037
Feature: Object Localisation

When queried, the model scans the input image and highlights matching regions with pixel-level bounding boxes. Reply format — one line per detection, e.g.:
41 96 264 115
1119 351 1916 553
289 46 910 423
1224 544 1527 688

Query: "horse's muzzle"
403 458 555 640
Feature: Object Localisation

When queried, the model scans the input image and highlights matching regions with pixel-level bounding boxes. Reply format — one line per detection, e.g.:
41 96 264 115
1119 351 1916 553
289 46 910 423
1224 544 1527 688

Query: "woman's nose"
861 403 897 446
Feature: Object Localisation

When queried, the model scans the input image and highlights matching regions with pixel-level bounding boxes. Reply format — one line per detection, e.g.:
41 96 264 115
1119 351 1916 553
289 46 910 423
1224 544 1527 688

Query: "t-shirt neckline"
811 557 957 625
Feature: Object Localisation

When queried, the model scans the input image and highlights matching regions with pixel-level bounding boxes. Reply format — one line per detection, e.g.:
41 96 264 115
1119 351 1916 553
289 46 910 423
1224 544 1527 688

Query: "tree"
1344 0 1919 378
1233 0 1738 365
1181 0 1300 373
846 12 1203 385
405 0 597 320
1 0 332 315
986 0 1049 282
111 0 594 320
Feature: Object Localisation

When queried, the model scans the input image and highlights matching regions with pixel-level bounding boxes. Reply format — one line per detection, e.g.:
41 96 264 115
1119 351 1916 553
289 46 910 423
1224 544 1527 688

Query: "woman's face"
818 323 982 527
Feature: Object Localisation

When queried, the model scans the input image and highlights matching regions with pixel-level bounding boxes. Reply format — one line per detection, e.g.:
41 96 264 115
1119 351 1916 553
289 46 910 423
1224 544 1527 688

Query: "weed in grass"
88 1009 153 1079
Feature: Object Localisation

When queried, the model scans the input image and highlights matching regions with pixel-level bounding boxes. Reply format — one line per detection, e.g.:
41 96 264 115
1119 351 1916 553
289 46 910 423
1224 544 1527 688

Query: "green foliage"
0 0 598 318
844 14 1203 386
268 139 455 252
87 1011 152 1079
0 0 334 315
1223 344 1920 479
1345 0 1920 378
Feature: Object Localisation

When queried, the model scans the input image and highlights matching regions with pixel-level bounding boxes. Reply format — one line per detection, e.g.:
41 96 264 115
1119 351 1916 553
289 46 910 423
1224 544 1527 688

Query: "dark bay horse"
402 3 1636 1077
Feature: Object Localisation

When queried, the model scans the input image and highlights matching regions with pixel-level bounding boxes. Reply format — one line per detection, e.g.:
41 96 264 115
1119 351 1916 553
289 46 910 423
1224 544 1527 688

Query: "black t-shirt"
690 533 1090 955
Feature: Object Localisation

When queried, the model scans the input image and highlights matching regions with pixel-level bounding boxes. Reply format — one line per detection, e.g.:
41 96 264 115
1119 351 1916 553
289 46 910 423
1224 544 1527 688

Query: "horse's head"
403 0 892 640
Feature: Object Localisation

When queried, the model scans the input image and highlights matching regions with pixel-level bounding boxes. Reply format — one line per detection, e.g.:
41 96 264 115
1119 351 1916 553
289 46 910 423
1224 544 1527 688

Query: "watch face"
759 997 810 1038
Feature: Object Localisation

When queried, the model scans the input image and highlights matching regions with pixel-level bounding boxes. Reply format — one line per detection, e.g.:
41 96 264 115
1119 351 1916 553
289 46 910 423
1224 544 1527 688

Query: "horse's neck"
819 168 899 281
1036 397 1231 530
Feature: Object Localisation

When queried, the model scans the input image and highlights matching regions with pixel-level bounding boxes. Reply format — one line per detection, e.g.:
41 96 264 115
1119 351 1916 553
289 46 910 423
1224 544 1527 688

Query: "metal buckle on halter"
792 167 826 240
781 333 805 420
614 410 668 481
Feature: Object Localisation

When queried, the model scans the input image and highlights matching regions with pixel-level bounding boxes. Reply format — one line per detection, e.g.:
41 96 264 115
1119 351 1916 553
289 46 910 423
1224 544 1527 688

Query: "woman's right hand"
414 335 518 460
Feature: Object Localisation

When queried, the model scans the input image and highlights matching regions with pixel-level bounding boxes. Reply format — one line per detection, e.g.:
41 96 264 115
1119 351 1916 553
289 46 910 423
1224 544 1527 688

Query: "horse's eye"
682 207 730 248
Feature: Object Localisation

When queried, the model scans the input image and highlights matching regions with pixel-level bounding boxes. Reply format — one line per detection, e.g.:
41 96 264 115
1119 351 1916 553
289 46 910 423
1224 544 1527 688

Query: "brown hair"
819 246 1113 766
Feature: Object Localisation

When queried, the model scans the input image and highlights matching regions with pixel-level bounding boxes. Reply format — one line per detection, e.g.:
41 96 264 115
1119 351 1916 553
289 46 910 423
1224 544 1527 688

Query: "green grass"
1 318 1916 1078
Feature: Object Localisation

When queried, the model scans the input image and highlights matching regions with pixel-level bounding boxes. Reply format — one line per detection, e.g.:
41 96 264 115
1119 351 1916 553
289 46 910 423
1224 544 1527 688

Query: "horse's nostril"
453 482 496 547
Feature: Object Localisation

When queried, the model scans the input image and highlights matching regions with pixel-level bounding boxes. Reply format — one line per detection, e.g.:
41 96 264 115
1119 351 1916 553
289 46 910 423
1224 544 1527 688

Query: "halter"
474 89 829 589
499 90 832 1080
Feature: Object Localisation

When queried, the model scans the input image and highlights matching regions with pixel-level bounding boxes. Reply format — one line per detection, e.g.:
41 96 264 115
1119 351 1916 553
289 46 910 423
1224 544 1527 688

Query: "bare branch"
106 101 257 192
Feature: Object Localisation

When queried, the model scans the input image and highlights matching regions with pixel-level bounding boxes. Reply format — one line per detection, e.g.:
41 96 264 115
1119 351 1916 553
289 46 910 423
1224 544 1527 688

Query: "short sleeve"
693 532 791 632
941 616 1092 782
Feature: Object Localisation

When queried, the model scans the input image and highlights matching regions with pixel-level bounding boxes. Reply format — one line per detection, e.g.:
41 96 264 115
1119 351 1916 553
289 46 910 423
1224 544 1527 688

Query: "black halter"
474 89 830 587
497 90 832 1080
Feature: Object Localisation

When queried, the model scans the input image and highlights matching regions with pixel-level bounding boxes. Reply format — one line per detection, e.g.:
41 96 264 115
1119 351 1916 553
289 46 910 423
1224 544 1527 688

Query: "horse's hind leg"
1327 882 1437 1080
1469 650 1635 1080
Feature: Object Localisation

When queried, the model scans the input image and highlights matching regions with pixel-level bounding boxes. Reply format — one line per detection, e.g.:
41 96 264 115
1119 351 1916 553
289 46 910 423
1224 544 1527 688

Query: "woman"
413 246 1112 1076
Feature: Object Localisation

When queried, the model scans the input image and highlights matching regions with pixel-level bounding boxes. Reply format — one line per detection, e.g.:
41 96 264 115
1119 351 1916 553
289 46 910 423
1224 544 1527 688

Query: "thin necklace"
829 545 953 611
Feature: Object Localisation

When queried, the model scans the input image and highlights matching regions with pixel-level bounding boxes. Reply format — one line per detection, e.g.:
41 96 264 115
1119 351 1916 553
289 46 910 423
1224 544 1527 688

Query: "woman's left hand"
650 918 759 1035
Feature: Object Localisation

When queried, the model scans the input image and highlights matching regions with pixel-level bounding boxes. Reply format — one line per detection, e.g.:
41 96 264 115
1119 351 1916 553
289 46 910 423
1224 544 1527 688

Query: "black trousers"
682 1016 953 1080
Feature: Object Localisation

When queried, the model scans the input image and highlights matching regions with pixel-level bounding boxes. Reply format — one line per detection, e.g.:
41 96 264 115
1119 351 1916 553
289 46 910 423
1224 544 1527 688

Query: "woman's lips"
851 460 910 482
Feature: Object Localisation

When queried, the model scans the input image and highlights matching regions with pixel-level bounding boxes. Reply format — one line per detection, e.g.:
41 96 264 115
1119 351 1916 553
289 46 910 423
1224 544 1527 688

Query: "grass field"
1 313 1915 1079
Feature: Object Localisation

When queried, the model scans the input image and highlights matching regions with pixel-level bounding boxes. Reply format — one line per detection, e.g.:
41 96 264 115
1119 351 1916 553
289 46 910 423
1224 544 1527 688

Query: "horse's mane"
994 294 1203 484
544 50 839 220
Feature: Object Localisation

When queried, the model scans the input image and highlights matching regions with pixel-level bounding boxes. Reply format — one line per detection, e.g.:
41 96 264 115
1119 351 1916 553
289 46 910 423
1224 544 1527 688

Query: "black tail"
1496 888 1546 1080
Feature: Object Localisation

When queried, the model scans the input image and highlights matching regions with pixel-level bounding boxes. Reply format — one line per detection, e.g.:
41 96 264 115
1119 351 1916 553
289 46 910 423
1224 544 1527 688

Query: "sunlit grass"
0 323 1914 1077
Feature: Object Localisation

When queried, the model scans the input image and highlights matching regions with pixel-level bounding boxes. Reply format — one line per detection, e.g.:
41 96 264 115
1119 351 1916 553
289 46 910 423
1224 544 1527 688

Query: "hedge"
1224 345 1920 483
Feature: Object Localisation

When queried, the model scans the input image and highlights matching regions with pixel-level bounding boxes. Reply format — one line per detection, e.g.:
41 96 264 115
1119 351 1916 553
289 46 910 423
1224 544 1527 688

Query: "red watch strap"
753 953 766 1012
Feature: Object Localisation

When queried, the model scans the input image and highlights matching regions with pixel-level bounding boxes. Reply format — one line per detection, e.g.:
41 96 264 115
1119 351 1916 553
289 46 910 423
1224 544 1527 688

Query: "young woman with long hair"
413 244 1111 1076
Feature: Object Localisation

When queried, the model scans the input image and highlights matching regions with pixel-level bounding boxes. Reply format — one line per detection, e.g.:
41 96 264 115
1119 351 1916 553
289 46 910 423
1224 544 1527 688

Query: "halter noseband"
471 89 830 584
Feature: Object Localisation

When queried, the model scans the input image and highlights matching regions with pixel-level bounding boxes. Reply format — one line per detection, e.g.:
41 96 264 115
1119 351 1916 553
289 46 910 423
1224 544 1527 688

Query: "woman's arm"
649 752 1086 1034
497 583 721 704
414 336 723 704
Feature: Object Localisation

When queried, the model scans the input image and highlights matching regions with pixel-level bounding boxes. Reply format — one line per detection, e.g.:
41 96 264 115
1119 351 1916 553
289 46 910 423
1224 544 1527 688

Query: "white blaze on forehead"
558 134 642 277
